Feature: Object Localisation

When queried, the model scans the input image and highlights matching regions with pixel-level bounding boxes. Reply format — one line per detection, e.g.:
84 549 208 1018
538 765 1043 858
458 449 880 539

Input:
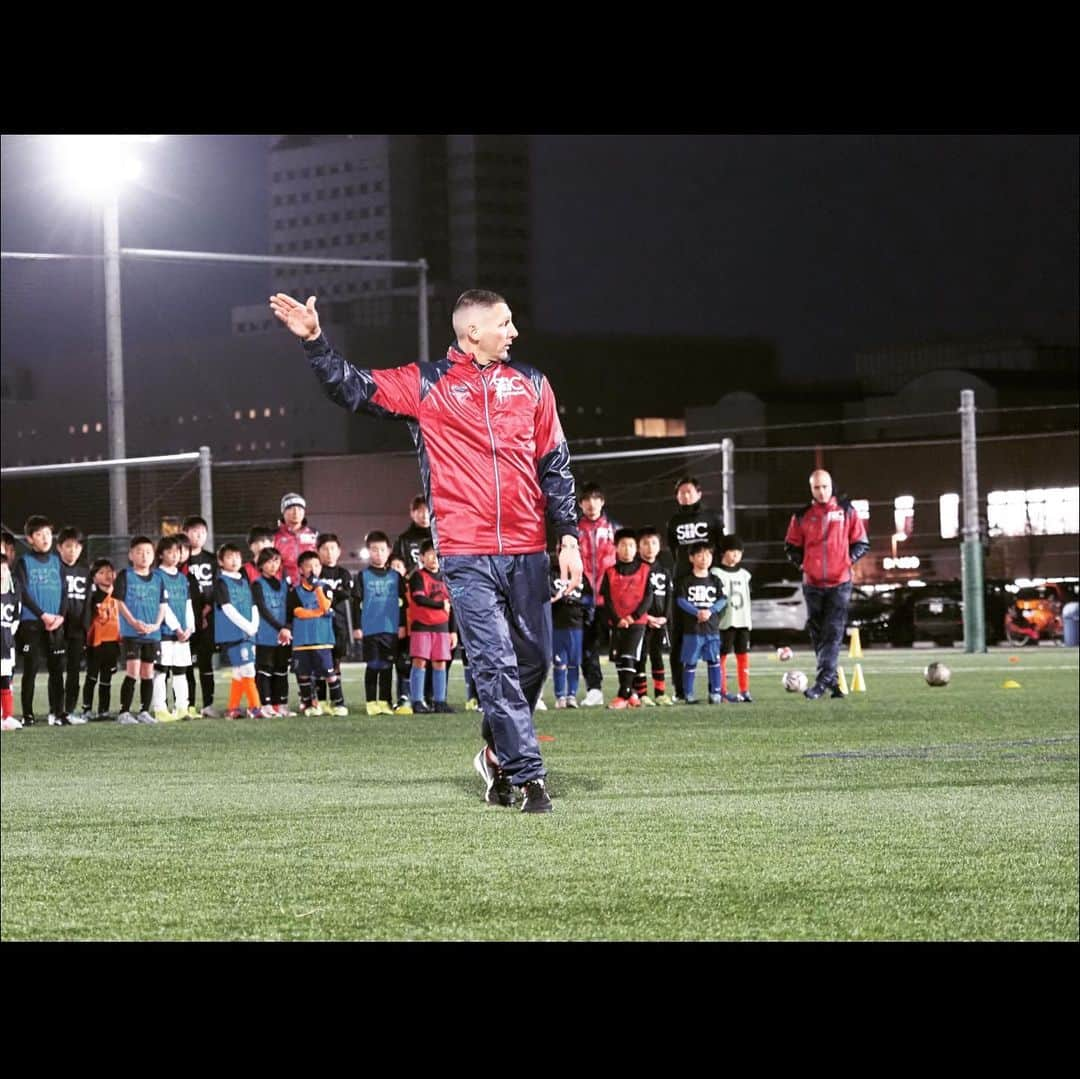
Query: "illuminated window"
987 487 1079 536
893 495 914 541
95 422 102 432
263 407 271 418
81 423 89 434
248 409 257 419
851 499 870 523
633 418 687 438
939 493 959 539
234 409 242 420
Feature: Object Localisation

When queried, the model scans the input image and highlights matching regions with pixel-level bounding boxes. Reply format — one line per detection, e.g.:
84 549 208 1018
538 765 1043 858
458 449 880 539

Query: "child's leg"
256 646 273 707
64 631 86 715
273 646 291 707
1 674 13 720
736 630 751 694
410 657 427 703
431 659 447 703
46 628 66 716
172 665 191 714
82 645 100 712
682 661 696 701
152 660 170 713
97 642 119 714
706 638 722 698
120 654 140 714
138 659 155 713
378 666 393 704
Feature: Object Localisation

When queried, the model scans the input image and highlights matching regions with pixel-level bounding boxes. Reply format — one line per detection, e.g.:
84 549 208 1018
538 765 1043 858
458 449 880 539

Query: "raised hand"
269 293 321 341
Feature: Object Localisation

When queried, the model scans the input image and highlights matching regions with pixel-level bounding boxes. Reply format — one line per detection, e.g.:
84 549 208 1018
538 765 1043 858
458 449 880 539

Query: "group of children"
0 509 473 728
552 527 754 709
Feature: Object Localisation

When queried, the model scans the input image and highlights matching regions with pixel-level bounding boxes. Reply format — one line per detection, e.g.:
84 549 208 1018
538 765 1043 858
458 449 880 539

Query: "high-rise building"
232 134 531 345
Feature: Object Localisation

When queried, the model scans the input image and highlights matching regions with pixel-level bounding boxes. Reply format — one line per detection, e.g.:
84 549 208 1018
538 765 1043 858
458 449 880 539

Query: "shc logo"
649 571 668 596
687 584 717 605
66 576 87 600
1 601 15 624
491 375 529 404
675 521 710 544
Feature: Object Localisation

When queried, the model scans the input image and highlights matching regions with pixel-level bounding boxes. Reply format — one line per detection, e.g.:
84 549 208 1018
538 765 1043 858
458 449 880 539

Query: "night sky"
2 133 1077 380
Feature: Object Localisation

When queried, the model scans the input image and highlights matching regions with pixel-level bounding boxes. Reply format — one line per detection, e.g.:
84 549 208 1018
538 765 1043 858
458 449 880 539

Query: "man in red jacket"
270 289 581 814
784 469 870 699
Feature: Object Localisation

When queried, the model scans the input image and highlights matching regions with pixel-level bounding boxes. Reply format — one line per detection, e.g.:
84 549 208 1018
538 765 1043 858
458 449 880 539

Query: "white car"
750 581 808 639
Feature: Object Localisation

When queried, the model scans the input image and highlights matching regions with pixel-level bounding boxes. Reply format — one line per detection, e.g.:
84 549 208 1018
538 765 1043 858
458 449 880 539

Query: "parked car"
848 588 913 646
1004 583 1068 646
750 580 808 641
911 590 965 646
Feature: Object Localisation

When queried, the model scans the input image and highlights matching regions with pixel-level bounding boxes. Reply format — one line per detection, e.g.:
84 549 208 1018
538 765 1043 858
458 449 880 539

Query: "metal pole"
199 445 214 547
721 437 735 535
960 389 986 653
418 258 429 361
104 192 128 539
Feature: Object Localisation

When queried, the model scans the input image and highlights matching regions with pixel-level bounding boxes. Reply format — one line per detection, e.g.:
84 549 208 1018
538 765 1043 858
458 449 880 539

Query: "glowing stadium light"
54 135 161 199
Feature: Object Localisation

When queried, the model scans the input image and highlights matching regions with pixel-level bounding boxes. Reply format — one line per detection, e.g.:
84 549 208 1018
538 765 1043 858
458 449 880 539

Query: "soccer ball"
776 646 794 662
925 662 951 687
783 670 809 693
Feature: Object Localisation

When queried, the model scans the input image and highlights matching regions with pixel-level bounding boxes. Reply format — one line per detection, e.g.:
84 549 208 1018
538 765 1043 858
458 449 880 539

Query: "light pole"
55 135 159 538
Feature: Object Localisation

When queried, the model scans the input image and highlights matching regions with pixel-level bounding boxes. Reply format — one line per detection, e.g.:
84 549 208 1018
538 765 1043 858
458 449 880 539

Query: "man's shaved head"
809 470 833 503
452 289 507 340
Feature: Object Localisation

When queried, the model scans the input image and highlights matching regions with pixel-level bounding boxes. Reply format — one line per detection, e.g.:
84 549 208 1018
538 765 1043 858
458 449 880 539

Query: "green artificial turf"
2 648 1077 941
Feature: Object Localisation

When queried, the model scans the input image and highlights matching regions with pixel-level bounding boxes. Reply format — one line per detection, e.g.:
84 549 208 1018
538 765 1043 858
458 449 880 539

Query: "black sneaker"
473 748 515 807
412 700 432 714
520 778 553 814
829 685 846 699
738 692 754 703
22 714 36 727
804 683 827 700
433 701 457 714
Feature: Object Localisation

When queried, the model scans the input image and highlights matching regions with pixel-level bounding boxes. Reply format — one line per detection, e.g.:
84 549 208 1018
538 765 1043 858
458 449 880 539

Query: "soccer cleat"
582 688 604 707
79 708 95 722
2 717 23 731
375 701 394 715
68 711 89 725
555 697 568 709
708 693 724 704
639 695 656 707
187 706 201 719
276 704 298 717
366 701 381 716
473 747 515 807
628 694 642 708
723 693 742 704
682 697 700 705
155 709 179 723
200 706 220 719
433 701 457 714
21 715 36 726
48 713 71 727
565 696 579 709
225 708 247 720
607 696 629 710
737 692 754 703
465 698 480 712
535 698 548 711
396 695 411 711
393 701 414 716
136 711 158 724
257 705 278 718
519 778 553 814
329 705 349 716
117 712 139 725
804 684 827 700
412 700 432 714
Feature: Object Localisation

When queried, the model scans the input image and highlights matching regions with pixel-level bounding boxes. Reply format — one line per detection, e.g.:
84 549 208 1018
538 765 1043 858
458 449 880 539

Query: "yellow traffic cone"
848 627 863 659
851 663 866 693
836 666 849 695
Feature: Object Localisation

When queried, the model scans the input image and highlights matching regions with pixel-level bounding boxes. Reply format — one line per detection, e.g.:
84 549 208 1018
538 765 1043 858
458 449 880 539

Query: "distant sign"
883 555 921 571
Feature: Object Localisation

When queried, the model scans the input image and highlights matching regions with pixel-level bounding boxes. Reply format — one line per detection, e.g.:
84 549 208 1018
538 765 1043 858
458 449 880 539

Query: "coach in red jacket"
784 469 870 699
270 289 580 814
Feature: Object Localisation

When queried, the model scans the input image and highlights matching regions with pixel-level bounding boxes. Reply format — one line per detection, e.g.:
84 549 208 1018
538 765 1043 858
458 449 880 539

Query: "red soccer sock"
736 652 750 694
651 667 666 695
0 687 13 719
719 654 729 695
227 679 244 711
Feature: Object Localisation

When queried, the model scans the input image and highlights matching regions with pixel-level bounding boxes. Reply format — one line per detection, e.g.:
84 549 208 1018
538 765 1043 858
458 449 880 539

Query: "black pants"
64 629 87 714
17 621 65 717
803 581 852 689
581 613 608 692
83 641 121 714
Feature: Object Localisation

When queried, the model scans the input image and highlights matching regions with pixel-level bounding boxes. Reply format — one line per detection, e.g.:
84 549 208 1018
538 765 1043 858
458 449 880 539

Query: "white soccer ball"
925 662 951 687
783 669 809 693
776 646 794 662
